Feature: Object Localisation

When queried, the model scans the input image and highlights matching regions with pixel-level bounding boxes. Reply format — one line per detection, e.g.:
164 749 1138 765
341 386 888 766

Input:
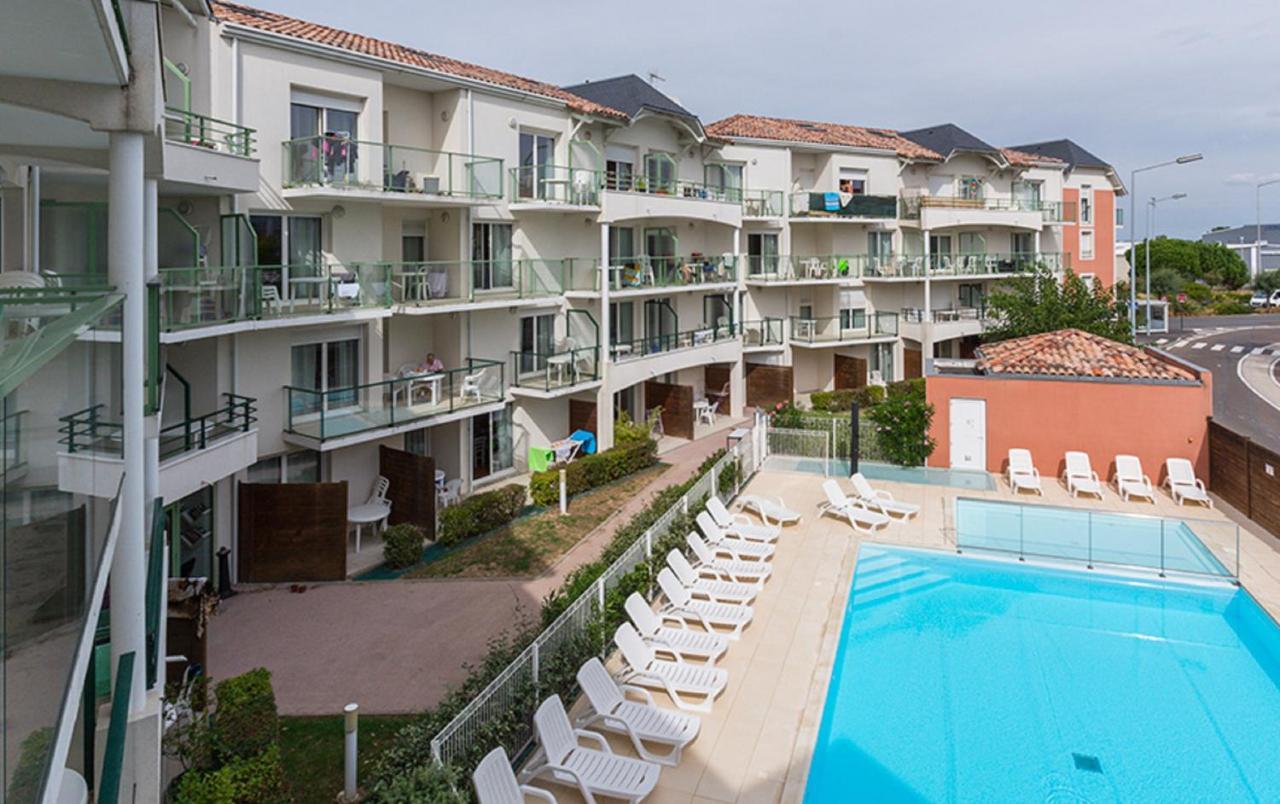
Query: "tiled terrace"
529 465 1280 803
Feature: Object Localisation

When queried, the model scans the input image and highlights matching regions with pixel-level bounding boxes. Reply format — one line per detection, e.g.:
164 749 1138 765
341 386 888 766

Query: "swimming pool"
954 497 1235 579
762 456 995 490
805 546 1280 802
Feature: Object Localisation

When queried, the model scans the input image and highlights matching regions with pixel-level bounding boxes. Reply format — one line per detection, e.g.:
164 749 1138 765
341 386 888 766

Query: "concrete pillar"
143 179 160 511
921 228 933 361
26 166 40 272
108 132 147 710
595 224 614 450
731 227 742 330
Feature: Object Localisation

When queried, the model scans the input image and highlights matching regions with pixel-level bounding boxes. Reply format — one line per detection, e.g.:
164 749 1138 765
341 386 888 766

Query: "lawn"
404 464 669 579
279 714 417 803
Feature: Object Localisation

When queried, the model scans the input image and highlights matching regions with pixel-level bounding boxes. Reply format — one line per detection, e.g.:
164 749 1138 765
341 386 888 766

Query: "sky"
245 0 1280 241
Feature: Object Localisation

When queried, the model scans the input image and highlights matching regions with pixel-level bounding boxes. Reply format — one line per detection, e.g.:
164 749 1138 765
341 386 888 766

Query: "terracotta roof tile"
975 329 1196 382
706 114 942 160
1000 147 1065 167
209 2 628 120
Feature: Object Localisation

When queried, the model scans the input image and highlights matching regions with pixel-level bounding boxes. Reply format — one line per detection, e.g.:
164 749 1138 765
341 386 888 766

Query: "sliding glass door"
472 222 513 290
518 131 556 200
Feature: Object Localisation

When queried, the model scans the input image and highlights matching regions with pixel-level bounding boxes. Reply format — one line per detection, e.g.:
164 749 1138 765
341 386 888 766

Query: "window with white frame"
291 336 360 416
1079 273 1096 289
705 163 743 201
1080 230 1095 260
1080 184 1094 224
838 167 867 196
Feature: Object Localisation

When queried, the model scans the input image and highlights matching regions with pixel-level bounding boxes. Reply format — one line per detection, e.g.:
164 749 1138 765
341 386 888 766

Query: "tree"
1126 237 1248 290
866 380 935 467
1197 241 1248 288
983 265 1133 344
1256 269 1280 294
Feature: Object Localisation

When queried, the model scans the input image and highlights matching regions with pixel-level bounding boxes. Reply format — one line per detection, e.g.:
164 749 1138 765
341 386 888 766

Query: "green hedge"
527 439 658 507
173 745 289 804
383 523 426 569
212 668 278 764
437 483 526 548
810 386 885 412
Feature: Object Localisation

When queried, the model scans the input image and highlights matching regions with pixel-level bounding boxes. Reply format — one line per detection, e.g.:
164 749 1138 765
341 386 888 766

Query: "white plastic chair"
526 695 660 803
614 624 727 712
817 480 891 534
1006 449 1043 496
705 497 779 542
1114 454 1156 503
848 473 920 519
737 494 801 527
624 592 727 664
459 373 482 402
685 532 772 586
1164 458 1211 507
438 478 462 508
666 550 758 604
473 746 556 804
695 512 775 562
656 568 753 641
1063 451 1104 499
575 657 701 767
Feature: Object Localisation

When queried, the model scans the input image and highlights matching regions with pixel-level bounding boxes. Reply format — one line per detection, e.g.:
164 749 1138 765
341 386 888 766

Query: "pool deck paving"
206 422 743 716
524 464 1280 804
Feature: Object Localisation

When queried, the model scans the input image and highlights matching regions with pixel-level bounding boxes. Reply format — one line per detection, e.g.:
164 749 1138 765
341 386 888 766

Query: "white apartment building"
0 3 1124 799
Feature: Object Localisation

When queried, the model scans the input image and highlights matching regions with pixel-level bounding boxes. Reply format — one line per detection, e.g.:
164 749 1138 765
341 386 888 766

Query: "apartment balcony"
157 264 392 340
789 191 898 222
862 252 1069 282
599 174 742 226
160 108 260 194
789 312 898 349
282 359 505 451
388 259 566 313
899 194 1076 230
508 346 602 399
744 254 868 286
508 164 600 211
282 135 503 206
56 395 259 500
742 318 785 352
605 255 737 297
743 190 785 219
609 324 741 388
899 306 989 342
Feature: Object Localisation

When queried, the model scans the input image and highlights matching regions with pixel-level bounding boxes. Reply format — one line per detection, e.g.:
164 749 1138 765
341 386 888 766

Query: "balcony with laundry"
789 189 899 222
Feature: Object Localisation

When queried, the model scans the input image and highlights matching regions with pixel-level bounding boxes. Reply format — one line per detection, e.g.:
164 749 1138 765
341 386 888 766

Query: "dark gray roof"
898 123 998 158
561 74 698 122
1008 138 1111 170
1202 224 1280 245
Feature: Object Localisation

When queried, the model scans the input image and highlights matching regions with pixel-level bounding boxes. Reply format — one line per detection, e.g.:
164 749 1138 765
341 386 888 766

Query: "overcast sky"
252 0 1280 241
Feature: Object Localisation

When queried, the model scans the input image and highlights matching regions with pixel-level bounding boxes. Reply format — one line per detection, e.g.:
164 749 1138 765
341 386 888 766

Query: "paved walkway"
207 424 744 715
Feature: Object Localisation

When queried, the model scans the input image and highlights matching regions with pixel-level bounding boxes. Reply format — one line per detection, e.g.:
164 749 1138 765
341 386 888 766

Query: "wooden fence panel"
745 363 793 410
237 481 348 582
644 380 694 440
834 354 867 390
1248 440 1280 538
568 398 597 434
379 446 436 538
1208 420 1250 514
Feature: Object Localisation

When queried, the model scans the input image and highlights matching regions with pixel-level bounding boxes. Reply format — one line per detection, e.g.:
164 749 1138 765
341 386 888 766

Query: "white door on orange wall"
949 398 987 470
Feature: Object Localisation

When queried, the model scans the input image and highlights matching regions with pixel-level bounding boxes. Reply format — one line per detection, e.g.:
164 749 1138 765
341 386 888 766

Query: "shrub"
613 409 651 446
867 383 935 466
174 745 289 804
853 385 886 407
7 728 53 804
374 761 465 803
527 439 658 507
812 386 886 412
438 484 526 547
1183 281 1214 304
771 400 803 428
1255 269 1280 295
886 378 925 401
382 523 425 569
1211 300 1254 316
212 668 278 764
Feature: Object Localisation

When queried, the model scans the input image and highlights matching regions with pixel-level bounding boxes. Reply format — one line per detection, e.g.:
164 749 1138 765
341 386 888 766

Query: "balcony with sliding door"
605 254 737 297
899 305 990 342
387 258 566 313
744 254 869 286
609 296 740 388
508 164 601 212
598 153 742 227
282 359 506 451
281 136 503 206
509 310 602 399
789 311 899 349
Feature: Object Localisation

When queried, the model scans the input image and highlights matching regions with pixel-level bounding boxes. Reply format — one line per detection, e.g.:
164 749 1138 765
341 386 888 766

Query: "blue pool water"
805 546 1280 802
955 498 1232 578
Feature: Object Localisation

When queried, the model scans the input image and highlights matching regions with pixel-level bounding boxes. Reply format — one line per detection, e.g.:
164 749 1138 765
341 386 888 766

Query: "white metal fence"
429 420 763 768
770 413 886 465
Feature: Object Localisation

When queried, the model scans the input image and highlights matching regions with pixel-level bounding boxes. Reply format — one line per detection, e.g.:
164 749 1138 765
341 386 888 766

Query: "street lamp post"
1129 153 1203 332
1143 193 1187 333
1256 178 1280 279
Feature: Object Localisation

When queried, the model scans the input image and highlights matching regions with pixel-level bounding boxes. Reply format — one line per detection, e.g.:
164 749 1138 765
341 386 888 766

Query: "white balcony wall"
809 151 900 196
719 142 790 198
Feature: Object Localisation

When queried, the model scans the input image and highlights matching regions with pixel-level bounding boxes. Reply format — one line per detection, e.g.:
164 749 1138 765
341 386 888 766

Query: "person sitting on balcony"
417 353 445 374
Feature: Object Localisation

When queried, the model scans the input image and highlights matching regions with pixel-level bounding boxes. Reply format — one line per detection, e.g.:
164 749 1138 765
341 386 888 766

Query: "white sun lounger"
1063 451 1104 499
657 568 754 640
685 532 771 586
1165 457 1212 507
624 592 728 664
1006 449 1043 496
696 512 775 561
817 480 891 534
849 473 920 519
737 493 802 526
528 694 661 803
575 657 701 766
666 550 758 604
473 746 557 804
1114 454 1156 503
615 623 728 713
705 496 779 542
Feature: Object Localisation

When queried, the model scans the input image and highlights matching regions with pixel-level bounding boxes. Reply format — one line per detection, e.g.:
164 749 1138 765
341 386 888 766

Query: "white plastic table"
348 501 390 552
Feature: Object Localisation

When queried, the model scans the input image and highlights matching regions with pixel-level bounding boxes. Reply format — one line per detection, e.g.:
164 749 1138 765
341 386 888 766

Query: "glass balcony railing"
611 323 737 362
744 254 869 282
384 259 566 306
899 194 1077 222
858 252 1069 279
607 254 736 291
743 190 785 218
284 358 504 443
163 108 256 157
789 191 898 219
509 346 600 392
283 135 503 199
602 171 743 203
509 164 600 206
158 264 392 331
742 318 784 348
901 306 989 324
789 312 898 344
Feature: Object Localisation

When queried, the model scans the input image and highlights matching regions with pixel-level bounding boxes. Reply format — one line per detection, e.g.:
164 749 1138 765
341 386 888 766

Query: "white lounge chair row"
1007 449 1212 507
474 492 799 802
817 473 921 533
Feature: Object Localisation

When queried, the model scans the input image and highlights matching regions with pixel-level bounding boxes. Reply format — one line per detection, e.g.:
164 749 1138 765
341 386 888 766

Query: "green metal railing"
607 254 736 291
164 107 256 157
899 194 1076 222
742 318 784 348
902 305 989 324
98 651 135 804
744 254 868 281
743 189 785 218
145 498 165 689
509 164 600 205
602 170 743 203
59 395 256 460
384 259 565 305
283 135 503 199
789 311 898 344
285 358 505 443
862 252 1068 279
611 322 737 361
510 346 600 392
789 191 898 219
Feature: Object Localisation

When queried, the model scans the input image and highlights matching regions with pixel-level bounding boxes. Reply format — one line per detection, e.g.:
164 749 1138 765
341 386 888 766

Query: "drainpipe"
144 179 160 511
230 37 241 213
27 166 40 272
596 223 614 450
922 228 932 363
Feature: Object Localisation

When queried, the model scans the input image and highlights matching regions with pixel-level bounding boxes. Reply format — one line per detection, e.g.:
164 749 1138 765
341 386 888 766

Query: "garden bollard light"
344 703 358 800
559 468 567 514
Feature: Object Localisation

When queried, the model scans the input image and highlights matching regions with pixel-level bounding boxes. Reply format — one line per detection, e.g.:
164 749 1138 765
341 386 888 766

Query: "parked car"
1250 289 1280 308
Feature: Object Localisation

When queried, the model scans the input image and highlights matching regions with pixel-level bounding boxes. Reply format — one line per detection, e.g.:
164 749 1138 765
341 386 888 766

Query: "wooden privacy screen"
379 446 436 539
569 398 598 435
644 380 694 440
705 364 731 413
745 363 793 410
834 354 867 390
904 348 923 379
237 481 348 582
1209 420 1280 539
